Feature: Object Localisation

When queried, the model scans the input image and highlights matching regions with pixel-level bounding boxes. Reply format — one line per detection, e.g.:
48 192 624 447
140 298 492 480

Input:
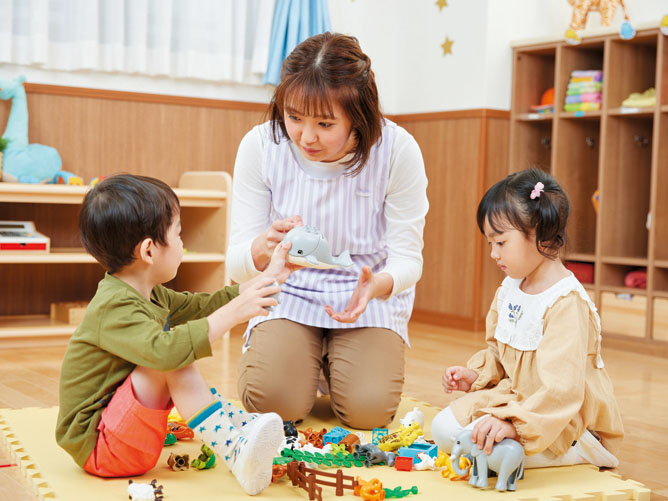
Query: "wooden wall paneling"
399 116 482 326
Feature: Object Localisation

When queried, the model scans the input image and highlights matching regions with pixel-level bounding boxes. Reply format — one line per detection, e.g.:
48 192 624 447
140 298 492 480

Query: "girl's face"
483 217 544 280
283 101 355 163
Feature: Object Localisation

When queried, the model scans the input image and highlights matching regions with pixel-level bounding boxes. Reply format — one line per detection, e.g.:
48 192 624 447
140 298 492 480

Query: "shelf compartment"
599 115 652 259
599 263 647 290
510 120 553 172
600 256 648 266
565 253 595 263
554 118 599 255
654 268 668 294
512 47 556 115
0 249 224 264
559 111 601 120
557 42 604 113
515 113 553 122
600 291 646 338
654 113 668 261
607 34 658 109
607 107 656 117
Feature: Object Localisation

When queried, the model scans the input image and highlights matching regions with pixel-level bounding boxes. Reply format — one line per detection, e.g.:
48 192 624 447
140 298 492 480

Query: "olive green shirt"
55 273 239 467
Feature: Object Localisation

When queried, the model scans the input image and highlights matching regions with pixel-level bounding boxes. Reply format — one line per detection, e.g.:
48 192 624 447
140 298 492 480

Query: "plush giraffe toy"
566 0 635 44
0 75 62 183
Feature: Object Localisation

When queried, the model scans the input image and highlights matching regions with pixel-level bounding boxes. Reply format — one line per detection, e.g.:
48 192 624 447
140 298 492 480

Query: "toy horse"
0 75 62 183
565 0 635 44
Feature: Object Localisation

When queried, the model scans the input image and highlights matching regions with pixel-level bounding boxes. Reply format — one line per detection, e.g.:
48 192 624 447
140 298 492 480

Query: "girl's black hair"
79 174 180 274
476 168 570 259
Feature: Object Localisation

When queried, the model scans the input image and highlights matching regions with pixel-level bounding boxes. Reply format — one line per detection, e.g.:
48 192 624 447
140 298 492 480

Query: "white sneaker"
228 412 284 495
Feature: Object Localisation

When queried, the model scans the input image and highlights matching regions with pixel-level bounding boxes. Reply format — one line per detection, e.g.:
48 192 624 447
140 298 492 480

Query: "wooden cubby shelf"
510 26 668 352
0 171 231 347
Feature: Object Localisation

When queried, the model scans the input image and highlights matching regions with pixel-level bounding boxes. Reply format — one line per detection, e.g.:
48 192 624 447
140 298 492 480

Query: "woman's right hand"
442 366 478 393
251 215 303 271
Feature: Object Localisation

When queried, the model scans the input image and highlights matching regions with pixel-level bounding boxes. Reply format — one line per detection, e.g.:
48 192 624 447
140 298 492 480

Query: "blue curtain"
264 0 331 85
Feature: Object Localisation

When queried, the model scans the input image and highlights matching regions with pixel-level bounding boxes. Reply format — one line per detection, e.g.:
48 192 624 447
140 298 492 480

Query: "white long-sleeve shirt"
227 121 428 298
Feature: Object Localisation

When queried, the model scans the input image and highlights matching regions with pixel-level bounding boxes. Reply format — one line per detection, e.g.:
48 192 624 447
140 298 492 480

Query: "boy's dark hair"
268 32 383 177
79 174 180 274
476 168 570 259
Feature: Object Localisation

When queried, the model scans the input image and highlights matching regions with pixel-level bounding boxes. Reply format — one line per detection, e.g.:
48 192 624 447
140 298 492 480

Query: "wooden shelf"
559 111 601 120
655 260 668 269
565 253 596 263
600 256 648 266
0 248 225 264
599 286 647 296
515 112 553 121
0 182 227 207
0 315 76 338
607 107 656 117
662 105 668 113
653 290 668 299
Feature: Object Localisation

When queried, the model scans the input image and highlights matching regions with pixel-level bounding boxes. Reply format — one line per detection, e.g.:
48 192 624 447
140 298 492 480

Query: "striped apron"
244 120 415 347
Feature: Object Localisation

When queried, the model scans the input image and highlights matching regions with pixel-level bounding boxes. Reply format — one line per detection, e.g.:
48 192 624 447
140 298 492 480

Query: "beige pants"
238 319 406 430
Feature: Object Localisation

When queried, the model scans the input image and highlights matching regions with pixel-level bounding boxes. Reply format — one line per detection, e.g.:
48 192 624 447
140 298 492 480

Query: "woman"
227 32 428 429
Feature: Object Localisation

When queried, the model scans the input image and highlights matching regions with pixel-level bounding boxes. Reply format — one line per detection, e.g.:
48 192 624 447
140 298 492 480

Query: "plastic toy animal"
281 225 353 269
283 420 298 437
450 429 524 491
435 450 471 480
127 479 163 501
0 75 62 183
353 443 397 467
377 422 422 452
400 406 425 429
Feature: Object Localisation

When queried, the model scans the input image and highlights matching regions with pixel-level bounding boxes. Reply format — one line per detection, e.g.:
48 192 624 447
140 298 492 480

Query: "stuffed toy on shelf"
0 75 62 183
565 0 635 45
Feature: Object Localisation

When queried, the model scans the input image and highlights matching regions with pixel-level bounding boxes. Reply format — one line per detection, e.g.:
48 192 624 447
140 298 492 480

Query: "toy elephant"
450 429 524 491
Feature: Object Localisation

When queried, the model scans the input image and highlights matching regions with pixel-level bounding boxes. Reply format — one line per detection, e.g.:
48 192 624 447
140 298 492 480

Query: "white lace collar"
494 273 604 368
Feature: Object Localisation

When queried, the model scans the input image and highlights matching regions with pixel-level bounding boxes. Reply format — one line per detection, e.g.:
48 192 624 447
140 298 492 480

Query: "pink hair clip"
530 182 544 200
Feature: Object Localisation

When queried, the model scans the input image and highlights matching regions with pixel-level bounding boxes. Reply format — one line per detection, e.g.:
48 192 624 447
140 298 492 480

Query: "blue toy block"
372 428 389 445
396 442 438 460
323 426 350 446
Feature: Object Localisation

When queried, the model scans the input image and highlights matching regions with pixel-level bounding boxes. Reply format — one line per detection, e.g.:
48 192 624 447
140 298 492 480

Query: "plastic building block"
167 453 190 471
372 428 388 445
338 432 360 452
191 444 216 470
396 442 438 460
384 485 418 498
277 447 365 468
323 426 350 445
163 433 177 446
394 456 413 471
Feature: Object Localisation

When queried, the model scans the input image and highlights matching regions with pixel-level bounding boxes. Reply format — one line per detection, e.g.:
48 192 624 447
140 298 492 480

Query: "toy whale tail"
335 249 353 267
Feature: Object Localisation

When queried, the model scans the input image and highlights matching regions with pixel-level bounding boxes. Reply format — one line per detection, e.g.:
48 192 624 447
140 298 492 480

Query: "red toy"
394 456 413 472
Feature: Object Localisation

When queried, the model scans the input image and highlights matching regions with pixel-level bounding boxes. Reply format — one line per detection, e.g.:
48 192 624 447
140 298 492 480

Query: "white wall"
0 0 665 114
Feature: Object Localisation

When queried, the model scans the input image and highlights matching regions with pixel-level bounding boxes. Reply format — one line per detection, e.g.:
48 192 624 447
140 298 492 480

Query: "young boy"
56 174 292 495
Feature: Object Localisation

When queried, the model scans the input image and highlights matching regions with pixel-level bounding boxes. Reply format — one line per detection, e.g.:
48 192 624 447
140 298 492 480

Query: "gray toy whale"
281 225 353 269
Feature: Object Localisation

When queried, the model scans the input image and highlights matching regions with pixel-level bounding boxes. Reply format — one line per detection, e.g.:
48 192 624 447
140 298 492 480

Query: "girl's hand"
263 241 301 284
472 416 519 455
442 366 478 393
251 216 303 271
324 266 384 323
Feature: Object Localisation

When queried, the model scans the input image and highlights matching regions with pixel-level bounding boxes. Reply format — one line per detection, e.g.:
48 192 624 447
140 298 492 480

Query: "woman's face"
283 101 355 162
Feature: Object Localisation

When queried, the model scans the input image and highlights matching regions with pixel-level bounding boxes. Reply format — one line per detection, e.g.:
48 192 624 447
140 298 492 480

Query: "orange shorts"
83 374 172 477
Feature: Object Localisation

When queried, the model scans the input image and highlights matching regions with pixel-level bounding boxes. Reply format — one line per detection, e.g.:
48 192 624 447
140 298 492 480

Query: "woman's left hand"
325 267 392 323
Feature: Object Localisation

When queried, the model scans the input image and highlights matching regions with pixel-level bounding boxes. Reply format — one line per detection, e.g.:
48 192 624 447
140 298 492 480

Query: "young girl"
227 32 428 429
430 168 623 468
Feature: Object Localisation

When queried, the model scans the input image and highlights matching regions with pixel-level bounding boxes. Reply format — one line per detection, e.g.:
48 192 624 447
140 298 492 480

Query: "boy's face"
152 214 184 283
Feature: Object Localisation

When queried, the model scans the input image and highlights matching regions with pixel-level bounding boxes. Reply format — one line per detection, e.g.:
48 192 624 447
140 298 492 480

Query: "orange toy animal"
566 0 634 44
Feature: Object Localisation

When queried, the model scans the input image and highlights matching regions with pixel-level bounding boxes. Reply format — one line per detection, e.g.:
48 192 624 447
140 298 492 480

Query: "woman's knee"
331 386 401 429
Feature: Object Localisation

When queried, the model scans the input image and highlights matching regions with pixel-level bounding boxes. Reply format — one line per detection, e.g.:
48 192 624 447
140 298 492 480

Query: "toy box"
50 301 88 325
0 221 50 252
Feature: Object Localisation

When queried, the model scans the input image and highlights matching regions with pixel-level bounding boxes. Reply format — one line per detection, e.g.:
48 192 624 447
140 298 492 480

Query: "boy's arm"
158 284 240 325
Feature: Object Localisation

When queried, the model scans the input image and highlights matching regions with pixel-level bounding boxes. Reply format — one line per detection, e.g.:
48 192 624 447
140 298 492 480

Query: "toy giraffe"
566 0 635 44
0 74 61 183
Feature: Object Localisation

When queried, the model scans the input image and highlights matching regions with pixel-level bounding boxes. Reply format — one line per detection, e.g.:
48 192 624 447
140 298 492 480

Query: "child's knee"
430 406 463 453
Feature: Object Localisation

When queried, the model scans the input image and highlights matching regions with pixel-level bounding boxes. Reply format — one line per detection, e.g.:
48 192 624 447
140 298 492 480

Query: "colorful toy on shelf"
167 453 190 471
450 429 525 492
53 170 83 185
0 221 50 252
0 75 62 183
565 0 634 44
282 225 353 269
530 87 555 115
377 422 422 452
564 70 602 113
127 479 163 501
591 189 599 212
622 87 656 108
624 269 647 289
662 14 668 35
90 175 106 187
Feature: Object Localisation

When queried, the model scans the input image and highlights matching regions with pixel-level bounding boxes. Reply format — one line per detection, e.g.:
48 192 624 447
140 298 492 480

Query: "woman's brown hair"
268 32 383 176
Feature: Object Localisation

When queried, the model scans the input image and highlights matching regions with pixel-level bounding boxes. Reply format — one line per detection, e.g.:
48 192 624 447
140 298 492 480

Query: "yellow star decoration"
436 0 448 11
441 37 454 56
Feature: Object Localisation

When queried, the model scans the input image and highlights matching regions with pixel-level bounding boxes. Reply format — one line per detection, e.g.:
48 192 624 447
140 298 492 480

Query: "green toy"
275 447 366 468
384 485 418 498
191 444 216 470
163 433 177 446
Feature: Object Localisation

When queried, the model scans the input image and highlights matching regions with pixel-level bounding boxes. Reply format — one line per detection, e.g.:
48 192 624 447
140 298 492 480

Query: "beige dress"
449 274 624 457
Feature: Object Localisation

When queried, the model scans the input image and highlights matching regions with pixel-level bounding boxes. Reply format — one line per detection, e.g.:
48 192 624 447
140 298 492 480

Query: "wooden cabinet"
0 171 231 347
509 27 668 354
